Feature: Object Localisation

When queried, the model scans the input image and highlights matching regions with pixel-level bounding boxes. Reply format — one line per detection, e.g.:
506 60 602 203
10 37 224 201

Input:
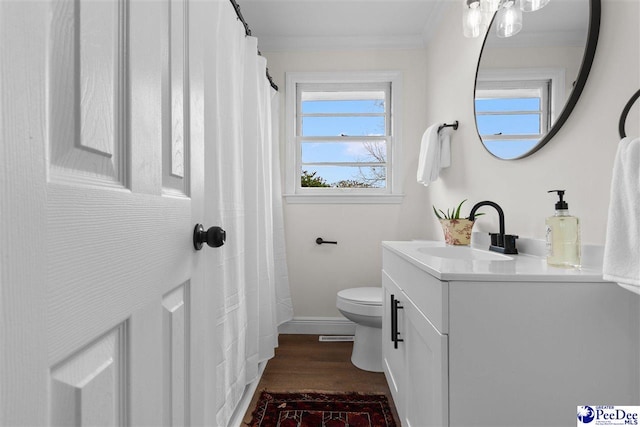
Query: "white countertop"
382 239 609 282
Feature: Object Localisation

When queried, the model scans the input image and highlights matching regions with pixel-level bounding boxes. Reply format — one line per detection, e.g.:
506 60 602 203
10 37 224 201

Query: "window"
475 68 565 159
285 72 403 203
475 79 551 159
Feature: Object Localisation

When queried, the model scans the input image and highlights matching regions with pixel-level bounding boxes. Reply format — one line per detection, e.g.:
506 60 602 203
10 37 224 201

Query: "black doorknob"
193 224 226 250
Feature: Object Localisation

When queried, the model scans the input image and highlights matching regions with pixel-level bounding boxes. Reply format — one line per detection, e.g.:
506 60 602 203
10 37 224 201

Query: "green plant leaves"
432 199 484 220
432 206 443 220
433 199 467 220
454 199 466 219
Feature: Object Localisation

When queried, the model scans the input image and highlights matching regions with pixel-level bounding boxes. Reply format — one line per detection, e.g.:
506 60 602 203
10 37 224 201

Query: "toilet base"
351 323 383 373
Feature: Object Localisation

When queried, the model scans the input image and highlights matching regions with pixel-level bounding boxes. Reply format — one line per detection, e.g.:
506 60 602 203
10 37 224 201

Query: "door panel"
0 0 209 425
164 0 189 195
50 324 128 427
46 187 193 364
49 0 128 187
162 283 190 427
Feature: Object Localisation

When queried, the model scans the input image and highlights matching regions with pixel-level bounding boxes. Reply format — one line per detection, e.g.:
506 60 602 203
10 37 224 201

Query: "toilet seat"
337 287 382 317
337 287 382 305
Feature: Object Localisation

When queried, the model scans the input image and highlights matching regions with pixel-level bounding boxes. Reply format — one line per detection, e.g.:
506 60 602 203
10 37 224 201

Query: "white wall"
479 45 583 104
266 0 640 318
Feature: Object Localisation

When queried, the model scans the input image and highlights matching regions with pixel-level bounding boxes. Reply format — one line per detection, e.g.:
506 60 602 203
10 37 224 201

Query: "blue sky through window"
301 141 386 164
301 97 386 186
475 97 539 112
475 97 542 135
476 114 541 135
475 97 543 158
302 116 385 137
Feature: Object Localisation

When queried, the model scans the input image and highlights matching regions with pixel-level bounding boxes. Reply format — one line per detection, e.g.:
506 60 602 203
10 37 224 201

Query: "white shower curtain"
204 2 293 425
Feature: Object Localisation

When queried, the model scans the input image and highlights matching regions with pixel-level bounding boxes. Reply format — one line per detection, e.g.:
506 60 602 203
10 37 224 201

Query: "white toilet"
336 287 383 372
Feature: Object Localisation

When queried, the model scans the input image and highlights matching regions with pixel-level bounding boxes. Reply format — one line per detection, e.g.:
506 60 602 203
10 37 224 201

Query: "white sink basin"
417 246 513 261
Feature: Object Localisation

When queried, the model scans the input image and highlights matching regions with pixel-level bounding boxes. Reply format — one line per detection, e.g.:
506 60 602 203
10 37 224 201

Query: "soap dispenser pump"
546 190 581 268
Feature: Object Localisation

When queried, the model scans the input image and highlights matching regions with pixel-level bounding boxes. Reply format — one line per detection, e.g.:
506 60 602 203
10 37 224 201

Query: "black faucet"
468 201 518 254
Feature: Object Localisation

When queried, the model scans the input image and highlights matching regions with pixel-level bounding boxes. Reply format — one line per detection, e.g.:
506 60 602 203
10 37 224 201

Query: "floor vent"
319 335 354 342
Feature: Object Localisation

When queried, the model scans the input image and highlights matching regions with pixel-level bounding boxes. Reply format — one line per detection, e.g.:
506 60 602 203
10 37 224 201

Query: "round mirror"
474 0 600 160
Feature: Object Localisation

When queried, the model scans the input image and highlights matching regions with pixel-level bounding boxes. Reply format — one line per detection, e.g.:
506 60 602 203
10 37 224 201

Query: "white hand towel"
417 123 451 186
603 137 640 287
440 128 451 168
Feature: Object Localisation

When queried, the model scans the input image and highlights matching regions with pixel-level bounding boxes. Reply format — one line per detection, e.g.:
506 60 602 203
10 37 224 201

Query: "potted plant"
432 199 478 245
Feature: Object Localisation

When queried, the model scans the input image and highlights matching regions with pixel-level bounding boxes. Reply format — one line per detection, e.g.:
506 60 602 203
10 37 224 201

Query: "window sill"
283 193 405 204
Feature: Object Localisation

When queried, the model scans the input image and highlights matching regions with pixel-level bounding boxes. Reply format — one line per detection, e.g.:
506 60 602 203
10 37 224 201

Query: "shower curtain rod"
230 0 279 91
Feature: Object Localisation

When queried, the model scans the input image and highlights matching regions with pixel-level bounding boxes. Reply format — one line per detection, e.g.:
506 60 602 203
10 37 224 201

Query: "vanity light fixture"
495 0 523 38
463 0 549 38
480 0 501 13
462 0 484 38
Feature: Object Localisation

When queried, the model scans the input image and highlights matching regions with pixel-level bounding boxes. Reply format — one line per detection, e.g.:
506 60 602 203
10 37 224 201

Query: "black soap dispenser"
545 190 581 268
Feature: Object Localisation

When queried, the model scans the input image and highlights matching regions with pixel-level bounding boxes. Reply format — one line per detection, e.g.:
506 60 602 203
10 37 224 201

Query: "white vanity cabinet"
382 242 640 427
382 254 449 427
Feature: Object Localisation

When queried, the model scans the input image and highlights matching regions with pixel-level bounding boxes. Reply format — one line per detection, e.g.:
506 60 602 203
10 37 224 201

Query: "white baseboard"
278 316 356 335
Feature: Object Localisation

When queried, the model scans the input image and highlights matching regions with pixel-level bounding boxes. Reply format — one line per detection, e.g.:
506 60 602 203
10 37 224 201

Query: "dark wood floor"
242 334 398 425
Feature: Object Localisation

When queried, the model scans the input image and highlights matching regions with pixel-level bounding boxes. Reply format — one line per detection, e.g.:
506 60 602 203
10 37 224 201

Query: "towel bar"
438 121 459 133
619 89 640 138
316 237 337 245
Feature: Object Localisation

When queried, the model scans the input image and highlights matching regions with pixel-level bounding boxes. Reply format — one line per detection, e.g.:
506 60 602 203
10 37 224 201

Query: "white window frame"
284 71 403 204
475 79 551 143
476 67 565 126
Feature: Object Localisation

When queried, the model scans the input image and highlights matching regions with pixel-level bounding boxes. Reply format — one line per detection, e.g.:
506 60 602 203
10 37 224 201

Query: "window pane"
476 114 541 135
301 141 386 163
301 166 386 188
482 140 539 159
301 116 386 136
302 99 385 114
475 98 540 112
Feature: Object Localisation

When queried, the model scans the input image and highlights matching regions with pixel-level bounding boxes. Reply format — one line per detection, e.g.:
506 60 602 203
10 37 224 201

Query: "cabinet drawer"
382 247 449 334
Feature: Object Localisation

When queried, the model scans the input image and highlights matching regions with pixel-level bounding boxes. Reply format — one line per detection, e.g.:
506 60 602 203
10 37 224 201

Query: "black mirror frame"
474 0 601 160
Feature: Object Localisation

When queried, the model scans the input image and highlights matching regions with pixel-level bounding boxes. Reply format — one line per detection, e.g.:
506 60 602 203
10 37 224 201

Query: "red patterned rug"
249 391 396 427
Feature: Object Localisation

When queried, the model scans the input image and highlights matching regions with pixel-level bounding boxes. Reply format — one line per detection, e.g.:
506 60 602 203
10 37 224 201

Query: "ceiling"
237 0 590 51
237 0 451 51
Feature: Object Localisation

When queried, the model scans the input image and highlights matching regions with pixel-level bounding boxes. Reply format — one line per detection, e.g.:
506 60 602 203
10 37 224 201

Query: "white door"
0 1 217 425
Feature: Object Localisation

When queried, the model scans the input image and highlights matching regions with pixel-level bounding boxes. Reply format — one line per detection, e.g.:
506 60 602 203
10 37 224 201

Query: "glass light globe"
463 0 484 38
480 0 501 13
496 0 523 38
520 0 551 12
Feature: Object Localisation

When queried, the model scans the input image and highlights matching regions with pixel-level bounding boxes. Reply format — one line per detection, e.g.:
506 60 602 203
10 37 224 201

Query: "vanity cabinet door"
404 295 449 427
382 271 406 418
383 270 449 426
